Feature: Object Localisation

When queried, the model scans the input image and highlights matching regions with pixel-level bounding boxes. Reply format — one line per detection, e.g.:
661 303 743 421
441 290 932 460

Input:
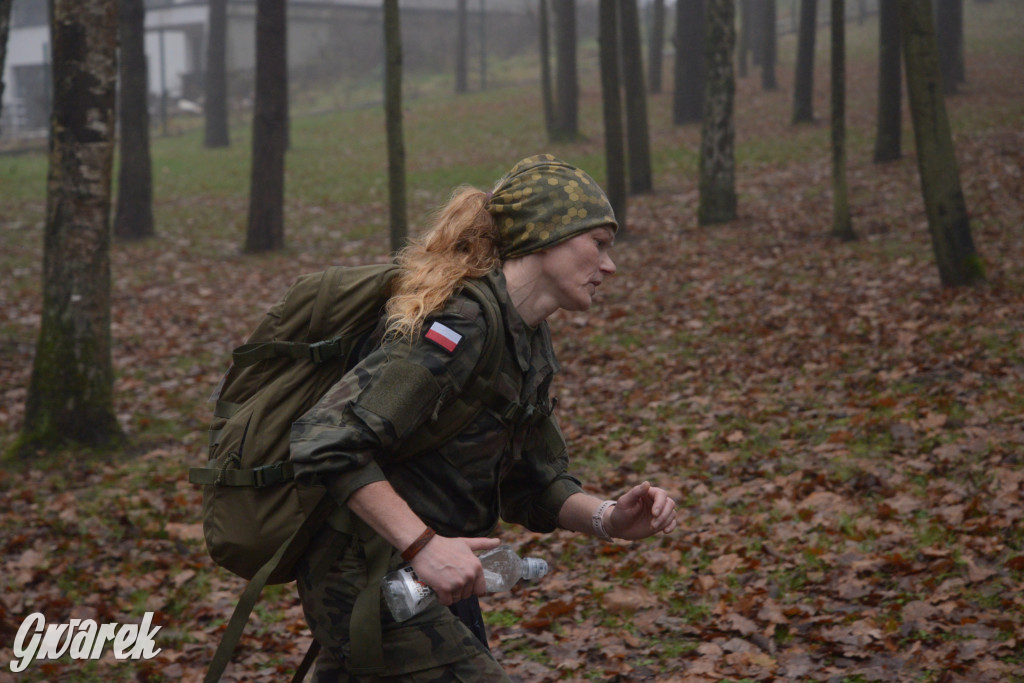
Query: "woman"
291 155 678 681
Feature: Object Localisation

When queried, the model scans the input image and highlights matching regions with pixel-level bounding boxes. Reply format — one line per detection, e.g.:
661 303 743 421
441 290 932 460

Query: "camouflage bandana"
487 154 618 260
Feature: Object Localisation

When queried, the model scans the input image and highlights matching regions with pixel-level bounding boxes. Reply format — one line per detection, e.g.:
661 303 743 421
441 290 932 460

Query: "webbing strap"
188 461 295 488
346 533 391 676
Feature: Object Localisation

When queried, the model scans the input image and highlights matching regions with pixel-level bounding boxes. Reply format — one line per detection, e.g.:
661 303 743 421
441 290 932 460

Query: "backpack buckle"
252 462 291 488
309 338 342 364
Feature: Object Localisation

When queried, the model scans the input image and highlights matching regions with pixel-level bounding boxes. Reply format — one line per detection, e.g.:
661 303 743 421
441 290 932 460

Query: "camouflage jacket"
290 268 583 538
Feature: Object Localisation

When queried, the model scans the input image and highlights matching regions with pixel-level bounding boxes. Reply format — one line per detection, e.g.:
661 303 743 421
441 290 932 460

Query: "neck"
502 258 557 328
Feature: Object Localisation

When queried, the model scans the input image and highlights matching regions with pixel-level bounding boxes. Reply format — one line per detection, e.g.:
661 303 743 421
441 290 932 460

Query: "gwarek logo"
9 612 162 673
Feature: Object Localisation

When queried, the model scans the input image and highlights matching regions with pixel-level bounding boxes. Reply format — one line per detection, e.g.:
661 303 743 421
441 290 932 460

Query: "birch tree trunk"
16 0 122 457
698 0 737 226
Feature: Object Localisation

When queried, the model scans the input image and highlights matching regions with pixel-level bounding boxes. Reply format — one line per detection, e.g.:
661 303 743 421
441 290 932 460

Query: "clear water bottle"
382 544 549 622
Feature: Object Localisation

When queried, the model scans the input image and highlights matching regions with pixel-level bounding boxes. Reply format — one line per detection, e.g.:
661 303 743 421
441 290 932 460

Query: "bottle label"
397 566 434 609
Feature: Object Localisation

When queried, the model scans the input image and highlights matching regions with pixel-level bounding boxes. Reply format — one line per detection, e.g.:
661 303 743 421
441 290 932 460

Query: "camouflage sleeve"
498 412 584 532
290 297 487 505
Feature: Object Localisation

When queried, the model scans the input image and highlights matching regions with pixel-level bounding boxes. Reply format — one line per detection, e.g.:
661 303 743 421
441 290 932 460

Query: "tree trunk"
245 0 287 253
384 0 407 253
0 0 12 129
898 0 983 286
598 0 626 227
698 0 737 226
114 0 154 241
792 0 817 123
619 0 652 195
873 0 901 163
831 0 855 241
455 0 468 93
761 0 778 90
935 0 961 94
647 0 666 93
17 0 122 457
551 0 579 141
673 0 704 125
204 0 230 148
738 0 751 78
539 0 555 134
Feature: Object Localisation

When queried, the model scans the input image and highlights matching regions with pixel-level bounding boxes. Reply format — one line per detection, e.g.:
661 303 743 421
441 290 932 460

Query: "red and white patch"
424 322 462 353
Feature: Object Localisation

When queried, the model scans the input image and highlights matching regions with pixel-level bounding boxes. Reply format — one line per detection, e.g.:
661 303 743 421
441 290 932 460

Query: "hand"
408 535 501 606
607 481 678 540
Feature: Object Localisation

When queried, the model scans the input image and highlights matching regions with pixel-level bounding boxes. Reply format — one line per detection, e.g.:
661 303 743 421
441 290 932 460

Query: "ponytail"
386 187 501 340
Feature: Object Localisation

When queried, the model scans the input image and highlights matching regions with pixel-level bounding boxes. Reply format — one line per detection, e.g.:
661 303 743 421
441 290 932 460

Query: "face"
534 226 617 312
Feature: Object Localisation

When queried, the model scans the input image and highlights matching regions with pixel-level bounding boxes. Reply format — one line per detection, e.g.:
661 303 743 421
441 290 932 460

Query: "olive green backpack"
188 263 529 682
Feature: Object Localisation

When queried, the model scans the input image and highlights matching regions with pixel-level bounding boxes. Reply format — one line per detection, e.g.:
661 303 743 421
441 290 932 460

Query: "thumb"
463 537 502 552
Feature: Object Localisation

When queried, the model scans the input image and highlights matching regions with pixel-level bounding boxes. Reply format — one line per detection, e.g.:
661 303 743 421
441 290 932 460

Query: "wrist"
401 526 436 562
592 500 616 541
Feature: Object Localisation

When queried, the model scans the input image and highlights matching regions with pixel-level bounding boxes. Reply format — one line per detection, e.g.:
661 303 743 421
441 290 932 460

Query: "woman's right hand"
409 535 501 605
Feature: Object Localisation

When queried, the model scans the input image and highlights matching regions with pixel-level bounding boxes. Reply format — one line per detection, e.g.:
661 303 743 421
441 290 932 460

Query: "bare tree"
698 0 737 226
619 0 652 194
831 0 855 241
245 0 288 253
114 0 154 241
384 0 407 252
539 0 555 134
0 0 12 129
15 0 122 457
792 0 817 123
551 0 579 141
673 0 704 125
455 0 468 93
204 0 230 148
898 0 982 286
598 0 626 225
761 0 777 90
647 0 666 94
874 0 901 163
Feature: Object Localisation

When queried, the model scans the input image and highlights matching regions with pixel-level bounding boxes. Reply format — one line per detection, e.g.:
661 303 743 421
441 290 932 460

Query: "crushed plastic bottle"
382 544 548 622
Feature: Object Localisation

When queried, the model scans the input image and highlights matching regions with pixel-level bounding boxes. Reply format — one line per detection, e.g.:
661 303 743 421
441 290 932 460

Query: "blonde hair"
386 187 501 340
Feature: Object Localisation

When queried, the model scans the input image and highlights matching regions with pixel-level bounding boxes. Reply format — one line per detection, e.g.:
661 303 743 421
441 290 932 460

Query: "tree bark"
384 0 407 253
761 0 778 90
551 0 579 141
898 0 983 286
0 0 12 129
114 0 154 241
831 0 855 241
17 0 122 457
455 0 468 93
673 0 704 125
598 0 626 226
935 0 961 94
619 0 652 195
204 0 230 148
698 0 737 226
539 0 555 135
245 0 288 253
792 0 817 123
873 0 901 163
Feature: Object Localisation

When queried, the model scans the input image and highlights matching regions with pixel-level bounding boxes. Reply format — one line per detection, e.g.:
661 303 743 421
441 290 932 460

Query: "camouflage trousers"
296 525 512 683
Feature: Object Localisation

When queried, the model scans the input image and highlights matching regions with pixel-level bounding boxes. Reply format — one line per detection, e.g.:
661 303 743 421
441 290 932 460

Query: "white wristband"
592 500 616 541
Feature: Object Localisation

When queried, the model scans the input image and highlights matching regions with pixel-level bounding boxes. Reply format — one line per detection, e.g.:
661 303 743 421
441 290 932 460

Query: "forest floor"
2 5 1023 682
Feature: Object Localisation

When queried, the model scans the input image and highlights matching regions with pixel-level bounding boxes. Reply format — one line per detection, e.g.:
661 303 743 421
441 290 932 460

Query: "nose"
600 252 616 276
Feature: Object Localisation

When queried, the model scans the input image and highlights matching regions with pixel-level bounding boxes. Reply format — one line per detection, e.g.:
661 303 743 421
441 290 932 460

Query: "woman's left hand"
607 481 678 540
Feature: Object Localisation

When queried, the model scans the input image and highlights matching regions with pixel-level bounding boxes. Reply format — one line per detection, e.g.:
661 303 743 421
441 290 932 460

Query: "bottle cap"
521 557 549 581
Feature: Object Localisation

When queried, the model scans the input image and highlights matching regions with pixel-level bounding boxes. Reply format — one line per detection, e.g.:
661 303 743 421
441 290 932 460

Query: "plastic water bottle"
382 544 548 622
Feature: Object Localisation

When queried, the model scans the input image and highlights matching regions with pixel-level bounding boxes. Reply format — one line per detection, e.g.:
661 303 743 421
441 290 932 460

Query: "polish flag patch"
424 322 463 353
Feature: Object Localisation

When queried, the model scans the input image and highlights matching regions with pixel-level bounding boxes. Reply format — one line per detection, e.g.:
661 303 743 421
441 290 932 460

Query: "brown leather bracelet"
401 526 436 563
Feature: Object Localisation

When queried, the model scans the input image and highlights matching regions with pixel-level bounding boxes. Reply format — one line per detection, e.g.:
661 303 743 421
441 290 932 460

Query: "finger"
464 537 502 552
617 481 651 508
